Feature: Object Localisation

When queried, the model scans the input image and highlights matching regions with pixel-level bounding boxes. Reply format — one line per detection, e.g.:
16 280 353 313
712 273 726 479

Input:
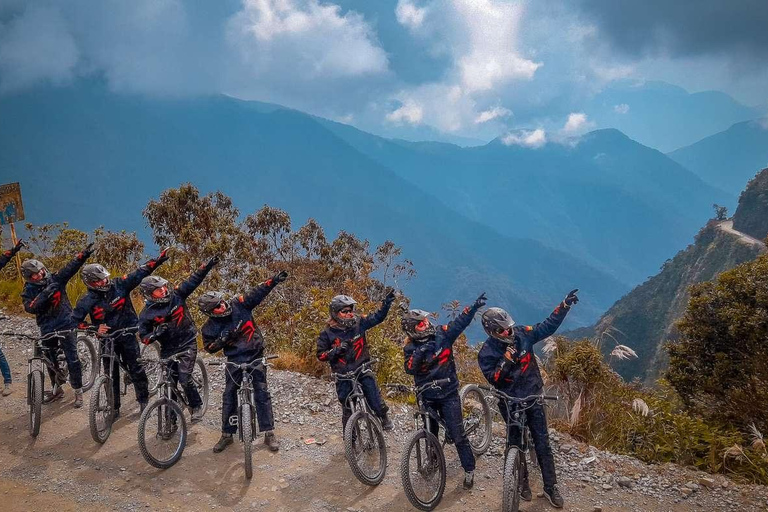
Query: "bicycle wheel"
137 397 187 469
502 447 521 512
192 356 209 417
77 335 98 392
140 342 161 396
89 375 114 444
344 410 387 486
459 384 493 456
241 404 254 479
28 370 43 437
400 429 446 511
526 428 538 468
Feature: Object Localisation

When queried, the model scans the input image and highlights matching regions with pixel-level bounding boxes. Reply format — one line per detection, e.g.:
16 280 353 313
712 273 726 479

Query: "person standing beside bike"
402 292 487 490
20 243 94 407
0 239 25 396
72 248 170 417
137 255 219 422
199 270 288 453
317 290 396 432
477 289 579 509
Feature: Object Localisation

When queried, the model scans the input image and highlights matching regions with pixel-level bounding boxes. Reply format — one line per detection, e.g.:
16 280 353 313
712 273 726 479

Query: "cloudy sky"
1 0 766 143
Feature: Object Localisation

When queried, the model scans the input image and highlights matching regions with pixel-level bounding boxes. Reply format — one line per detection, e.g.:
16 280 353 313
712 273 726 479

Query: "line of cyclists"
0 240 578 509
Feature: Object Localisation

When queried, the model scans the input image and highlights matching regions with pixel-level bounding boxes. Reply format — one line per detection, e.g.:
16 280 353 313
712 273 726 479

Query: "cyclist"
199 270 288 453
0 239 24 396
402 292 487 489
72 248 170 416
20 244 94 406
477 289 579 509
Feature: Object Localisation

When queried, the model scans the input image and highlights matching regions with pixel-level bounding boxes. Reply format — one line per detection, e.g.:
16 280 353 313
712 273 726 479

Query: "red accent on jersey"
437 348 451 366
93 306 105 320
170 306 184 326
240 320 256 342
153 316 165 325
520 352 532 373
111 297 126 310
353 336 365 360
51 291 62 309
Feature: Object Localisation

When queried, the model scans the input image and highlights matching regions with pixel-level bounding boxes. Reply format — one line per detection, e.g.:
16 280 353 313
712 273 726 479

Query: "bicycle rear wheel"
77 335 98 392
525 428 538 467
241 404 254 479
502 447 521 512
137 397 187 469
192 356 209 417
400 429 446 511
344 410 387 486
28 370 43 437
140 342 161 396
89 375 114 444
459 384 493 455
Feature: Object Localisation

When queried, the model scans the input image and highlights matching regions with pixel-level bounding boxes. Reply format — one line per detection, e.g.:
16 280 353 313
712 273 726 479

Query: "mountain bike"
140 340 208 416
88 326 139 444
0 329 97 437
479 385 557 512
136 348 210 469
457 383 493 455
208 355 278 479
332 360 387 486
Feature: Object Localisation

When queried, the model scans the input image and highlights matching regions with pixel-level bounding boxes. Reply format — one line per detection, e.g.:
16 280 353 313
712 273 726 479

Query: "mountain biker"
72 248 170 417
477 289 579 509
317 289 396 432
137 256 219 422
20 244 94 406
200 270 288 453
402 292 487 490
0 239 25 396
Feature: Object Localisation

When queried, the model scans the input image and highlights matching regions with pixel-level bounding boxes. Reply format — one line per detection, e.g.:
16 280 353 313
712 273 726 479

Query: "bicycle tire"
502 447 521 512
344 410 387 486
526 428 538 468
459 383 493 456
78 335 98 392
137 397 187 469
140 342 162 396
193 356 209 417
242 404 254 479
89 375 114 444
400 429 446 511
28 370 43 437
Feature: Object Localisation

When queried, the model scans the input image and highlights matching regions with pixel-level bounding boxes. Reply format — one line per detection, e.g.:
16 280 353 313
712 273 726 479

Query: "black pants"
499 400 557 489
43 331 82 389
101 333 149 411
221 362 275 434
335 373 388 429
168 347 202 408
424 391 476 472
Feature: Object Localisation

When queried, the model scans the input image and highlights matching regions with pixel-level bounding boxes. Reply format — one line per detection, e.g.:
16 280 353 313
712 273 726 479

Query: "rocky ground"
1 314 768 511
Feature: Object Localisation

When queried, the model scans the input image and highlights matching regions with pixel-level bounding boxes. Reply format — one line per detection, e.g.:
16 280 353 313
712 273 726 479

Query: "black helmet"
401 309 435 341
21 259 48 284
81 263 111 291
197 291 231 317
330 294 357 328
139 275 170 303
481 307 516 343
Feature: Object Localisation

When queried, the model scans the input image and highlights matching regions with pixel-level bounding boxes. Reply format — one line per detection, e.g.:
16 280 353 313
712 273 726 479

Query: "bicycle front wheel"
400 429 446 511
89 375 114 444
344 410 387 486
241 404 254 479
28 370 43 437
459 383 493 456
502 447 521 512
137 397 187 469
77 335 98 392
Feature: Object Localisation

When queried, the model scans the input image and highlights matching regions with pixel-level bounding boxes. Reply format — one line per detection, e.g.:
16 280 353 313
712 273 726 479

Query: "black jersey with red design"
138 266 212 358
72 255 167 332
21 252 89 334
402 303 480 400
477 302 570 398
201 280 278 363
316 298 393 373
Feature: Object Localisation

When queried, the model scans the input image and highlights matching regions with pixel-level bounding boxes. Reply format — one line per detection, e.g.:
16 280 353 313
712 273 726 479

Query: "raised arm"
530 290 578 343
122 248 170 290
359 288 396 331
72 294 96 328
478 344 516 386
55 243 94 284
0 239 24 271
22 282 59 314
176 256 219 299
442 293 487 343
240 271 288 310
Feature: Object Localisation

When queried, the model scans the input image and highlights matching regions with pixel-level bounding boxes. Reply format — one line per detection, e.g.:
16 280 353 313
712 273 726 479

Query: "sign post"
0 182 25 280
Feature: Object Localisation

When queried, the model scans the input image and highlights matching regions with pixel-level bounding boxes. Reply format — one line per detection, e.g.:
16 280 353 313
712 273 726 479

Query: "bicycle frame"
27 331 73 394
334 362 375 416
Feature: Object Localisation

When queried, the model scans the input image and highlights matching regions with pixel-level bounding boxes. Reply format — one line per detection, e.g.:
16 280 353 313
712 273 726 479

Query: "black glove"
473 292 488 309
12 239 25 254
563 289 579 307
80 242 95 260
504 345 519 362
271 270 289 285
336 341 350 356
151 323 169 341
383 287 396 304
203 255 221 270
156 247 171 265
42 281 59 296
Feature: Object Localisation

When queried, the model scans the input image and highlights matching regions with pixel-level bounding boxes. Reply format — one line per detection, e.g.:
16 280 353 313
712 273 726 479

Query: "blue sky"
1 0 766 145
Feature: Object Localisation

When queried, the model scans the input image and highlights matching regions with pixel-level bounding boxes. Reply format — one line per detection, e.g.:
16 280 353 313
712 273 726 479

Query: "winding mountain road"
716 220 766 250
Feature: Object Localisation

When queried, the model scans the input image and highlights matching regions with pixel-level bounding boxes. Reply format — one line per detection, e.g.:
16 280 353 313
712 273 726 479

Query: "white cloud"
613 103 630 114
386 99 424 125
395 0 427 31
475 106 511 124
562 112 594 134
501 128 547 148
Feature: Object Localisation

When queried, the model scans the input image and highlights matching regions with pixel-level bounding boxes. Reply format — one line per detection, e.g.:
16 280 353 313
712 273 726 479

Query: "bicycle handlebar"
1 329 77 342
208 354 279 368
137 348 195 365
331 359 378 380
478 384 558 403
